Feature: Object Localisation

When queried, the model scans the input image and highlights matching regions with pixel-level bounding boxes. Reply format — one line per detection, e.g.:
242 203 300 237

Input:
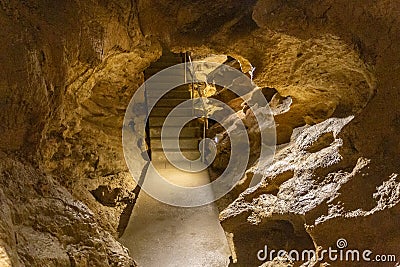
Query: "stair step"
145 74 187 83
149 126 201 138
153 99 190 107
151 150 201 161
152 147 201 152
146 83 189 90
149 107 193 117
145 69 190 79
145 82 189 92
151 138 200 150
146 90 191 99
149 117 201 127
145 67 184 75
146 64 186 72
151 136 201 141
149 110 195 118
152 161 207 171
147 60 183 69
144 51 185 79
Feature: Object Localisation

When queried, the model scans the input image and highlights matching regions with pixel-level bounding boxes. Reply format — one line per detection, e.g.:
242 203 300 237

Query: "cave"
1 0 400 267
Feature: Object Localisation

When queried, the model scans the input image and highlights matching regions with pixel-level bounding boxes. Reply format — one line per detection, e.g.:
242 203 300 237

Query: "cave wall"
137 0 400 266
0 0 160 265
0 0 399 266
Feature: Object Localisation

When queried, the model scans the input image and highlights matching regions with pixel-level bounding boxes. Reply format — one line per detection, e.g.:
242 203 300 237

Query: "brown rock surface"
0 0 399 266
137 0 400 266
0 152 135 266
0 0 157 265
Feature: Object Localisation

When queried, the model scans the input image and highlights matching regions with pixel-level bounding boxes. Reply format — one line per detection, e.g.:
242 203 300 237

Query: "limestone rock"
0 152 136 266
1 0 400 266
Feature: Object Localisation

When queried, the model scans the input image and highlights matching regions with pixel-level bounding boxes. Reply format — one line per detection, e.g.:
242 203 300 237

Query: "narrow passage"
119 163 230 267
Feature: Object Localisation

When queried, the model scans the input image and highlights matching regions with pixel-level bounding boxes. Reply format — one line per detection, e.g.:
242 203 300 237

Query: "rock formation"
0 0 399 266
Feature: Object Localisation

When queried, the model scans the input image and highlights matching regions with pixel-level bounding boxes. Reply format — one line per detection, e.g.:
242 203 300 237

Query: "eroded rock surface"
137 0 400 266
0 152 135 266
1 0 400 266
0 0 157 264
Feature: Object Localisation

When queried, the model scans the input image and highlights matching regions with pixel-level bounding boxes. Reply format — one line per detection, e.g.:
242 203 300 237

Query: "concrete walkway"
119 163 230 267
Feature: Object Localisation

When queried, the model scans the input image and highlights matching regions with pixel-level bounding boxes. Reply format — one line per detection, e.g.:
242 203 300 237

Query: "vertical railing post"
144 83 152 161
184 53 187 84
188 54 208 164
202 114 206 163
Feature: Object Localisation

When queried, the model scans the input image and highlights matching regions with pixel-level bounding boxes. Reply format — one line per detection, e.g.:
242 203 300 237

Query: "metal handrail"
143 75 151 161
187 54 208 163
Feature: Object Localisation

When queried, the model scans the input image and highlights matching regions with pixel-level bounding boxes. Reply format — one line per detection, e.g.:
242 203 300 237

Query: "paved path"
119 163 230 267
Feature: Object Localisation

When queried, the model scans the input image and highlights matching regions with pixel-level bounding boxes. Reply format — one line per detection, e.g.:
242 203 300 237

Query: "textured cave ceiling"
0 0 399 266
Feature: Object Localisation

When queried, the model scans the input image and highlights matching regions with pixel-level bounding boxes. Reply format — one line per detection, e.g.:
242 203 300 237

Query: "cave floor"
119 162 230 267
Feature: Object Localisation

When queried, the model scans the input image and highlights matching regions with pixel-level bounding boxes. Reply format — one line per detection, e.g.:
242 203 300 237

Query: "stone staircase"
144 50 204 170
